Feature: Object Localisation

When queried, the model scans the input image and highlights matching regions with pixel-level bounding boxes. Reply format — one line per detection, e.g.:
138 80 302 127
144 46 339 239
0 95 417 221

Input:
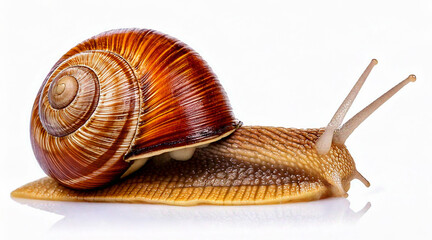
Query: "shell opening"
170 147 196 161
121 142 212 178
121 158 149 178
125 128 236 162
152 152 171 162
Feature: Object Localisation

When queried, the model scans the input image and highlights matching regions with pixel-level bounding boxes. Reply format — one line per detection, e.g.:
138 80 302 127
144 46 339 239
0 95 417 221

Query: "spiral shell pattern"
31 29 238 189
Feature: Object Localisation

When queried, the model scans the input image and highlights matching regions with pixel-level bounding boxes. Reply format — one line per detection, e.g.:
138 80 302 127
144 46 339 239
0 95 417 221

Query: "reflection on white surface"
13 197 370 236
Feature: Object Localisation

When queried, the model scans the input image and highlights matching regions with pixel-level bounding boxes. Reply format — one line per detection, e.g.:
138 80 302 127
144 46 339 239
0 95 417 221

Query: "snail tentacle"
316 59 377 155
333 75 416 145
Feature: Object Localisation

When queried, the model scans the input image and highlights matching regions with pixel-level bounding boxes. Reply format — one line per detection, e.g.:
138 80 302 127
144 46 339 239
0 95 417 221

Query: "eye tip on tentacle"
408 74 416 82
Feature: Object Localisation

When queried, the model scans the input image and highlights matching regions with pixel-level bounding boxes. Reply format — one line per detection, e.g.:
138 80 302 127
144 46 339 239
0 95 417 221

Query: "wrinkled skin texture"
12 126 366 205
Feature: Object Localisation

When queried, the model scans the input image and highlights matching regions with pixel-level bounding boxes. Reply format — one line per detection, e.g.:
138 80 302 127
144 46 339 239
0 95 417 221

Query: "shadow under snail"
11 29 415 205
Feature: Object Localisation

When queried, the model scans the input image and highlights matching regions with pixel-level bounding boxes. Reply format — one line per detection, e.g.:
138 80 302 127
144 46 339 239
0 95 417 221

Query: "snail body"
12 29 415 205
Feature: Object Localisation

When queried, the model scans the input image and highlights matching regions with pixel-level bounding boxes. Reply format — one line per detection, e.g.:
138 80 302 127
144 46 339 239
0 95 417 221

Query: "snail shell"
31 29 239 189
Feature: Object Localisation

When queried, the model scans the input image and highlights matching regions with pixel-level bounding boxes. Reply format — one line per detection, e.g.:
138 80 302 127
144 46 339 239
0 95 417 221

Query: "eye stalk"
333 74 416 145
315 59 377 155
316 59 416 155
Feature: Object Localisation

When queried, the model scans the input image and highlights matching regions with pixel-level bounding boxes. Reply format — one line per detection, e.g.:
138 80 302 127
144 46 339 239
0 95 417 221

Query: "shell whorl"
31 29 238 189
40 65 99 137
32 51 140 189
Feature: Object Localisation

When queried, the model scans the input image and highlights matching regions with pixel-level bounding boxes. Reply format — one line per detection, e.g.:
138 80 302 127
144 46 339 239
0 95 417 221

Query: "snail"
11 29 415 205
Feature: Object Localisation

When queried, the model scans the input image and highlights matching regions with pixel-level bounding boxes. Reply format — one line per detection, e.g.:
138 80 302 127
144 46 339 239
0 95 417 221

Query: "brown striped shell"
31 29 239 190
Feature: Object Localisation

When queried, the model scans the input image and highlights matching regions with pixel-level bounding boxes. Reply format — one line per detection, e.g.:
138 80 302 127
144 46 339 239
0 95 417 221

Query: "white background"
1 0 431 239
